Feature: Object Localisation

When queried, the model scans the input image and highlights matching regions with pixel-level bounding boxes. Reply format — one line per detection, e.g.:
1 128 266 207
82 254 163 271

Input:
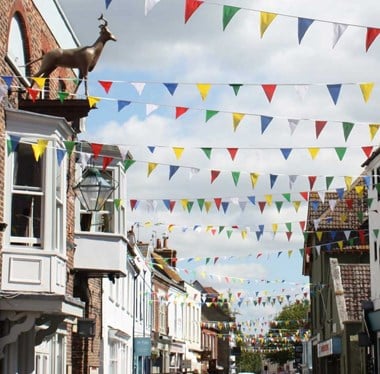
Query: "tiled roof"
151 252 183 283
338 263 370 321
306 177 367 232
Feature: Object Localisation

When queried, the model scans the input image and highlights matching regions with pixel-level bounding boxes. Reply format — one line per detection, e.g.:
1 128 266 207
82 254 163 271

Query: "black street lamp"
73 167 118 212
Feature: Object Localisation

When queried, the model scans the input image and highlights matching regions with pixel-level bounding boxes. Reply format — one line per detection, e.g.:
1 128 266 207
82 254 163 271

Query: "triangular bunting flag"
308 176 317 190
315 120 327 139
131 82 145 95
260 12 277 38
366 27 380 52
88 96 100 108
90 143 103 159
335 147 347 161
196 83 211 100
33 77 46 89
308 147 320 160
102 156 113 170
201 147 212 159
326 176 334 190
32 139 48 161
232 112 245 131
172 147 184 160
205 110 218 122
145 0 160 15
362 146 373 158
27 87 40 102
360 82 374 102
223 5 241 31
369 124 380 140
211 170 221 183
7 135 20 155
1 75 13 89
57 148 66 166
250 173 259 188
232 171 240 186
261 115 273 134
280 148 292 160
185 0 204 23
261 84 277 102
176 106 189 119
298 18 314 44
227 148 238 161
58 91 69 103
327 84 342 105
163 83 178 95
117 100 131 112
269 174 278 189
342 122 354 141
332 23 348 48
169 165 180 180
147 162 158 177
230 84 243 96
98 80 113 93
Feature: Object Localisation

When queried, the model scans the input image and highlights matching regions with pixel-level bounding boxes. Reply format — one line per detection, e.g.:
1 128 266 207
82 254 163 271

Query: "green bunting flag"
123 159 136 171
223 5 241 30
205 110 219 122
342 122 354 141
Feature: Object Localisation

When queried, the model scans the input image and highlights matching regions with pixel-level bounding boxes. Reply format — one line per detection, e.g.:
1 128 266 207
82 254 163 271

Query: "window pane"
14 143 43 188
11 194 41 242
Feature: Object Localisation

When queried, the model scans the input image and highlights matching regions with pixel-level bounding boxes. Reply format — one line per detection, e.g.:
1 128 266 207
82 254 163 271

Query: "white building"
183 282 202 373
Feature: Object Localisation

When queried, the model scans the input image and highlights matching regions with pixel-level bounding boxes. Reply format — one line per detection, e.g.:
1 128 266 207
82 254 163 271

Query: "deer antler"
98 14 108 27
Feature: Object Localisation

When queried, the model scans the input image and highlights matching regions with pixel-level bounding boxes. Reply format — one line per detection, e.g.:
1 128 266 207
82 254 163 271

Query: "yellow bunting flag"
272 223 278 234
196 83 211 100
205 201 212 212
88 96 101 108
147 162 158 177
340 213 347 222
360 82 375 103
33 77 46 89
344 176 352 190
260 12 277 38
292 201 301 212
316 231 323 241
241 230 248 239
206 225 213 232
355 185 364 197
232 112 245 131
250 172 260 188
172 147 185 160
288 250 293 258
144 221 153 227
31 139 48 161
181 199 188 210
337 240 344 251
168 224 175 232
369 124 380 140
308 147 320 160
264 194 273 205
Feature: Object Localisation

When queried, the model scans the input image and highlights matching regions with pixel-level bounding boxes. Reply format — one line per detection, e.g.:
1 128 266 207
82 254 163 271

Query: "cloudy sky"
60 0 380 330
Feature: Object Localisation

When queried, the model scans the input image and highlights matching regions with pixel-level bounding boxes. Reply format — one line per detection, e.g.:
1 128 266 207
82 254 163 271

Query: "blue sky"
60 0 380 328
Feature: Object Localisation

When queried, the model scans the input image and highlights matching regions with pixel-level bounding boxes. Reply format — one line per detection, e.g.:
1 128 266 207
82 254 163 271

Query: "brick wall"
0 0 83 370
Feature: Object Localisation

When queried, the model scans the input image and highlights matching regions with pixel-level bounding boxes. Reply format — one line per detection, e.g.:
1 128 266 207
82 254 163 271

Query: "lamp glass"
74 167 117 212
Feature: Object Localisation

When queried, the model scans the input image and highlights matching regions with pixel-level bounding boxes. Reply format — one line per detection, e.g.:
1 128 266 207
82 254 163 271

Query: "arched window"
7 14 28 82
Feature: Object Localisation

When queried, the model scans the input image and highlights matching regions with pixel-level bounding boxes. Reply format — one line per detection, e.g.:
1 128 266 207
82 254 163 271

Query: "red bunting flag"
258 201 266 213
227 147 238 160
102 156 113 170
169 201 176 213
315 120 327 139
362 146 373 158
98 80 113 93
300 192 309 201
91 143 103 159
345 198 353 209
130 199 138 210
366 27 380 52
211 170 221 183
27 88 40 102
286 232 292 241
176 106 189 118
299 221 306 231
214 198 222 210
308 176 317 190
185 0 204 23
261 84 277 102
